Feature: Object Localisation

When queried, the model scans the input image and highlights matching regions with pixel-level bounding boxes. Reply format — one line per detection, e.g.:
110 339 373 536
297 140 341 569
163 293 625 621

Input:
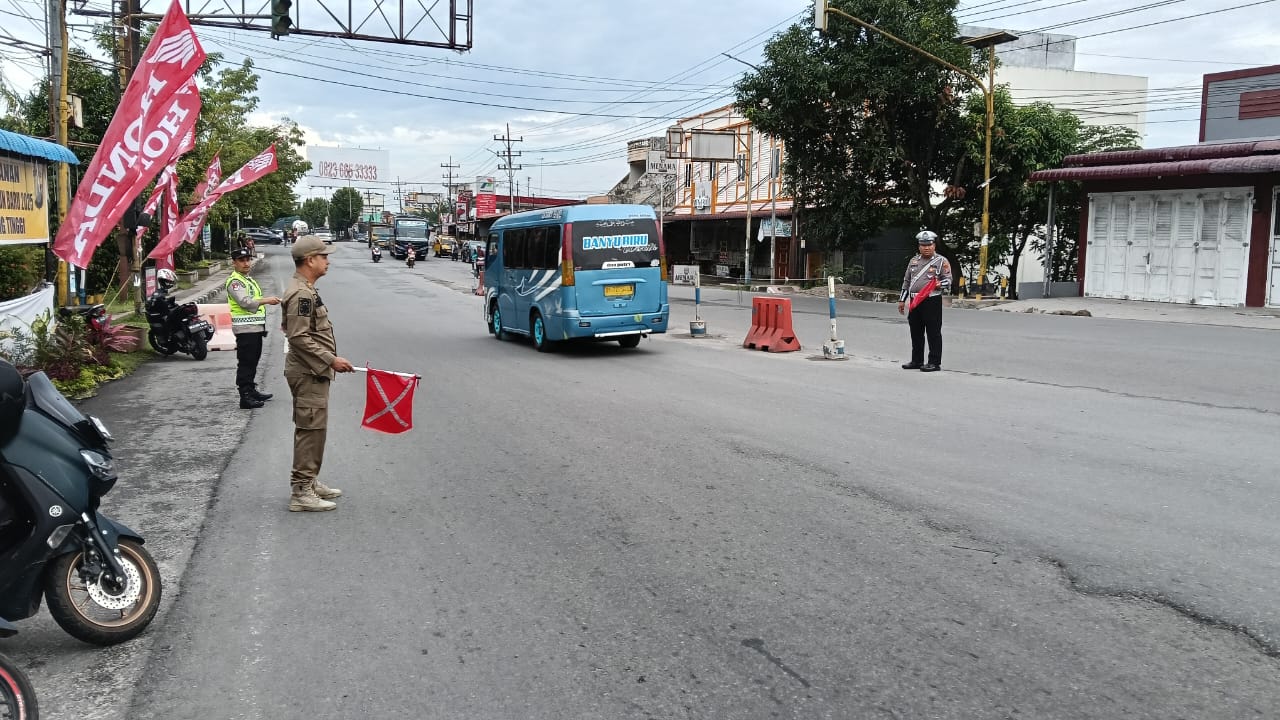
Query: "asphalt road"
10 242 1280 719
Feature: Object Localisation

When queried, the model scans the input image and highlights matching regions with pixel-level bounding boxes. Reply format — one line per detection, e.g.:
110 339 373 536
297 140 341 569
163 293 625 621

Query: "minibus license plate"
604 284 634 299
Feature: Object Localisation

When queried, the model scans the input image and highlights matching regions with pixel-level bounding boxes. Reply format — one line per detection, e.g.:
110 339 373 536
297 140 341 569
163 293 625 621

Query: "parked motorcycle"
0 617 38 720
372 245 382 263
0 359 162 647
58 303 109 342
144 269 212 360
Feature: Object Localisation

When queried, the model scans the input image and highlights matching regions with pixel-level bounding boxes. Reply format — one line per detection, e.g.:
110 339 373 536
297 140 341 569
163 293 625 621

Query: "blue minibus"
484 204 669 350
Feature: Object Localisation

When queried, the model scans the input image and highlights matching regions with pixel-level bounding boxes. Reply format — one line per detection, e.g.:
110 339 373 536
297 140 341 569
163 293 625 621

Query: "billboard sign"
305 146 390 183
0 157 50 245
646 151 678 175
758 218 792 239
476 193 497 216
475 176 497 193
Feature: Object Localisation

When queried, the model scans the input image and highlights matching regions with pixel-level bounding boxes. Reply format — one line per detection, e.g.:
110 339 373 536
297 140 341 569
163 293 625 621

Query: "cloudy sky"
2 0 1277 206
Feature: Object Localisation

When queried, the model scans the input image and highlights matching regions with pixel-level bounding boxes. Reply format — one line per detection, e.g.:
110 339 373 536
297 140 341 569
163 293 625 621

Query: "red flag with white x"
361 367 420 434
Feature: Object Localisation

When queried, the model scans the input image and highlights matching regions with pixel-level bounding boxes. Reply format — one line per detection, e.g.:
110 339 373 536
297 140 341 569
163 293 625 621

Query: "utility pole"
440 155 459 226
390 177 411 213
48 0 71 305
494 123 522 215
120 0 147 308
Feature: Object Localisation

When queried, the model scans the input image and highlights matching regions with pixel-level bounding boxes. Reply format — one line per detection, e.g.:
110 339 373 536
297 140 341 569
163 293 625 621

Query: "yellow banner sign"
0 156 50 244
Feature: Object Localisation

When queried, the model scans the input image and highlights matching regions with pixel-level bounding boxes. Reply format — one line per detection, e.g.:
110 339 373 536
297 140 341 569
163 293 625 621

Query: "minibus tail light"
561 223 575 287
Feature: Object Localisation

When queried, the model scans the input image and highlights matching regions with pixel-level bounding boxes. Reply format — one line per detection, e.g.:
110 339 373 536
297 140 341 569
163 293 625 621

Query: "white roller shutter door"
1086 188 1252 305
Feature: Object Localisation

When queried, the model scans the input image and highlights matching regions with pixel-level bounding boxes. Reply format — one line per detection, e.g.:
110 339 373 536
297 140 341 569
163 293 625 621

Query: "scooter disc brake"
86 555 143 611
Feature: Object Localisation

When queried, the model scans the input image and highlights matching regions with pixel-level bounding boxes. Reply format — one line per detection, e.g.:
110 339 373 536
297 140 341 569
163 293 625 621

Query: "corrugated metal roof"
1031 154 1280 182
0 129 79 164
1062 139 1280 168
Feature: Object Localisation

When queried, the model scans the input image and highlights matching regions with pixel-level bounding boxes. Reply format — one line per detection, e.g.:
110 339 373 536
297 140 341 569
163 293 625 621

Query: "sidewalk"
981 296 1280 330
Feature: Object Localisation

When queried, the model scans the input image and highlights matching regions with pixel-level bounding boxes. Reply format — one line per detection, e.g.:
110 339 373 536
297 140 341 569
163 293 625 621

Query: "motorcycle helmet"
156 268 177 289
0 358 24 444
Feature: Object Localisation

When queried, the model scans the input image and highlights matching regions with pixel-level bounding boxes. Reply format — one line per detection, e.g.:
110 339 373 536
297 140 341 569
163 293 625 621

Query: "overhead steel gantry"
73 0 473 50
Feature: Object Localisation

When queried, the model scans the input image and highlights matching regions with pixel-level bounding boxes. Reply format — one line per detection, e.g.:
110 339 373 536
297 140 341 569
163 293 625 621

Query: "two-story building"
609 105 805 283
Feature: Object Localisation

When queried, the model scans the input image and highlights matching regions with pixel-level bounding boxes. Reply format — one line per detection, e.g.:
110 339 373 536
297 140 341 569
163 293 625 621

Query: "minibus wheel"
619 334 641 349
531 311 551 353
491 302 506 340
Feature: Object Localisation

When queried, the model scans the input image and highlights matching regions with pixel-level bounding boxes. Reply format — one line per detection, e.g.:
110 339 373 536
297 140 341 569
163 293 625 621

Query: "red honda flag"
192 154 221 202
148 145 277 260
139 123 195 221
908 277 940 311
361 367 420 434
53 1 205 268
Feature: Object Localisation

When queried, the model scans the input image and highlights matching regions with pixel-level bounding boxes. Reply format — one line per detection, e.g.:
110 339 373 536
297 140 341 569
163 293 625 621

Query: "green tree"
734 0 980 256
1036 124 1140 282
300 198 329 229
328 187 364 234
953 88 1082 294
169 58 309 250
953 94 1140 290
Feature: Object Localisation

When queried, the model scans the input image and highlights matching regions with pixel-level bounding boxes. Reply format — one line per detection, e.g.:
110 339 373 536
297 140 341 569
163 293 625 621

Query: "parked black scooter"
0 617 38 719
144 270 212 360
0 359 162 647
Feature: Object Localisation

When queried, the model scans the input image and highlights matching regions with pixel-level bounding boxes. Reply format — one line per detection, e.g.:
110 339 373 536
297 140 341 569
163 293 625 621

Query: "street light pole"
817 2 1014 299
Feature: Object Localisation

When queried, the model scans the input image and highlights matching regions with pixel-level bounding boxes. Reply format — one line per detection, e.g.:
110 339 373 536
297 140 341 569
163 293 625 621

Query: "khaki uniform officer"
282 236 355 512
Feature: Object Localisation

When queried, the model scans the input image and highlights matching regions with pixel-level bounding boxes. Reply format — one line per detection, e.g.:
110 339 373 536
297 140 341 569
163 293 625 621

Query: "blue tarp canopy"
0 128 78 164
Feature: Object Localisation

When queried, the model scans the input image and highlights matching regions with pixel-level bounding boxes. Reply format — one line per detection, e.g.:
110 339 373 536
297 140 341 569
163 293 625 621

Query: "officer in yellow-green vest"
226 247 282 409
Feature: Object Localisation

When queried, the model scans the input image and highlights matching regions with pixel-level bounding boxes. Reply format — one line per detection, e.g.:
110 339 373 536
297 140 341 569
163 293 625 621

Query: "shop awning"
0 128 78 164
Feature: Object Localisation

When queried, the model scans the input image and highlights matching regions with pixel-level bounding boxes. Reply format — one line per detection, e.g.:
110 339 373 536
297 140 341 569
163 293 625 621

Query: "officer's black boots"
239 389 265 410
249 386 273 401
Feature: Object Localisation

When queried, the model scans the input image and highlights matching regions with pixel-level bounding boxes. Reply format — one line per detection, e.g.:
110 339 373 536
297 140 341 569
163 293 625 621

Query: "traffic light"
270 0 292 38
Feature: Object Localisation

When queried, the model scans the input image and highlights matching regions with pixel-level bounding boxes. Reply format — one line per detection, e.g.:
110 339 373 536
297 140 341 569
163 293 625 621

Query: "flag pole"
355 367 422 380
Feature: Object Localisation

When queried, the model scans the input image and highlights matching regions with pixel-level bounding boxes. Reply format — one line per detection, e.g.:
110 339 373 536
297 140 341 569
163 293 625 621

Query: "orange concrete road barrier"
742 297 801 353
196 303 236 352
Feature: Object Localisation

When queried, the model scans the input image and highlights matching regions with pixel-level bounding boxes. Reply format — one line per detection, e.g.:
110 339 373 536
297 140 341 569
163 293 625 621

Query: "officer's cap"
291 236 335 259
916 230 938 245
231 248 253 261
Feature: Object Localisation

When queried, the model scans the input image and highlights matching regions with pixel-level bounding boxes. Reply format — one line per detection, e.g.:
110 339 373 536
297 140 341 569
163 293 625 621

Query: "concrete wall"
959 26 1076 71
999 66 1148 137
1017 281 1082 300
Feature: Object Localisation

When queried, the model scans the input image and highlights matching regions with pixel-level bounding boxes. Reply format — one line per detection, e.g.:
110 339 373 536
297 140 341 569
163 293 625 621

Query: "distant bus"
484 204 668 351
369 223 393 248
392 216 431 259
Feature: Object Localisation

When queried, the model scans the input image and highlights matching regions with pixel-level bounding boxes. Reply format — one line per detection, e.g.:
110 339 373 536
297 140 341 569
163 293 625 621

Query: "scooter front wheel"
44 538 162 646
0 653 38 720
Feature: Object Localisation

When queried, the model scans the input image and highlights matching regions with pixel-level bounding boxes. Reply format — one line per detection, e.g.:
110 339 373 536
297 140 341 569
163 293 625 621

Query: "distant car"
433 236 457 258
244 228 282 245
313 227 333 244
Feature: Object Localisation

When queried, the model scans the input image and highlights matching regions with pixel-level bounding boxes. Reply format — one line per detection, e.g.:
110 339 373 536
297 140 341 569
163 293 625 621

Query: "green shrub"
0 246 46 300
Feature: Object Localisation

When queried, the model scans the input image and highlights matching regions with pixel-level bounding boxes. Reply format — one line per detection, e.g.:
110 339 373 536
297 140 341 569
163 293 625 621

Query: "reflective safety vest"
226 271 267 327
